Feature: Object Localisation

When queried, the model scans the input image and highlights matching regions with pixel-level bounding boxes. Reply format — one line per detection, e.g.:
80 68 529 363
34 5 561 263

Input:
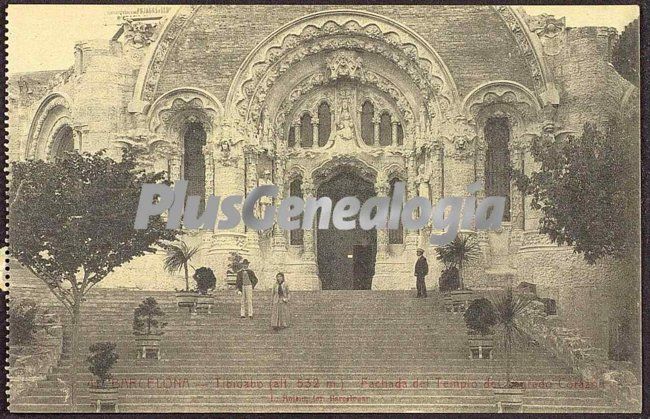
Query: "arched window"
318 102 331 147
183 121 207 208
379 112 392 146
484 117 511 220
52 125 74 158
290 178 304 245
288 127 296 148
388 177 404 244
396 123 404 146
300 113 313 148
361 101 374 145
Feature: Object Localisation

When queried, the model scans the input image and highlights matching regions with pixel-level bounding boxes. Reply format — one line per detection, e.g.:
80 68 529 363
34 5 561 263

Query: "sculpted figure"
331 99 356 144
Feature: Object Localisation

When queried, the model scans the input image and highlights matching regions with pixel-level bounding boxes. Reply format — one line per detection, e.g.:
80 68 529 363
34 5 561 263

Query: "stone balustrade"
520 301 640 411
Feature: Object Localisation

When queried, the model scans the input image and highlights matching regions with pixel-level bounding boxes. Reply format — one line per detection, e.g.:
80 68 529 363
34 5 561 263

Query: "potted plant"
464 298 498 359
226 252 244 287
194 267 217 313
87 341 119 412
491 288 533 413
133 297 166 359
436 233 480 311
164 241 201 311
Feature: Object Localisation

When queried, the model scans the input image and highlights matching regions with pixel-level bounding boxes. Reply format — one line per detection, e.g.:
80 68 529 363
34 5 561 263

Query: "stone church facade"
8 6 639 353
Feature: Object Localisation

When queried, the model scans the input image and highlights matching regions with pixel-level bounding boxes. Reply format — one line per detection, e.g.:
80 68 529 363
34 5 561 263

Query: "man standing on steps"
414 248 428 298
237 259 258 318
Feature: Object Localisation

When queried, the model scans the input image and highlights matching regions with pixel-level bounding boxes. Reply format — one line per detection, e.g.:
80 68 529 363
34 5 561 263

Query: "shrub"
193 267 217 295
464 298 498 335
133 297 166 335
87 341 119 388
439 266 460 292
9 299 40 345
227 252 244 274
435 234 480 289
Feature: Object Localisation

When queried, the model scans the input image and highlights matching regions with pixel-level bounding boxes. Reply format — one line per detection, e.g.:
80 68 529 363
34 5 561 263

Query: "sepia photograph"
4 4 642 414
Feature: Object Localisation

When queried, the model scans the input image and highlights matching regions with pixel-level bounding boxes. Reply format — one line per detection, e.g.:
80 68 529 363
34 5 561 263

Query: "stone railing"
520 301 641 411
8 311 64 402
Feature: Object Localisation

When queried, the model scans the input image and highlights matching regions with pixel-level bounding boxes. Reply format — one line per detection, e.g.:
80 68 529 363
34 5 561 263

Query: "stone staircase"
8 285 618 413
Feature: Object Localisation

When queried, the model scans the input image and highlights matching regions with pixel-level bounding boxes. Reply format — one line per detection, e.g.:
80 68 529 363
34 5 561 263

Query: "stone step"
15 394 610 407
8 403 619 414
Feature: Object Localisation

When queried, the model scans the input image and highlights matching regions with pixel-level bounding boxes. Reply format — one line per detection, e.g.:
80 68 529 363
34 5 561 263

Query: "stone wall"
154 5 534 104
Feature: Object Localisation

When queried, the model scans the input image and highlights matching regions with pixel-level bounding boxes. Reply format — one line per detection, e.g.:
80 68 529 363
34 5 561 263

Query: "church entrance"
316 169 376 290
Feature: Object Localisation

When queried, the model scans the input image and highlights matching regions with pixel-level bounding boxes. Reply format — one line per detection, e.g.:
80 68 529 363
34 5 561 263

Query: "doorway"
316 168 376 290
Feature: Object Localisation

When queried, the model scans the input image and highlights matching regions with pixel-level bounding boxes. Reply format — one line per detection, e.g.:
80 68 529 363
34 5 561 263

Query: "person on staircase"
414 248 428 298
271 272 290 331
237 259 258 318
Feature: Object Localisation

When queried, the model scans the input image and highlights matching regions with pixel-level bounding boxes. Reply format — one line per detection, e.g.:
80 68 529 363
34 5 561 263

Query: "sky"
6 5 640 74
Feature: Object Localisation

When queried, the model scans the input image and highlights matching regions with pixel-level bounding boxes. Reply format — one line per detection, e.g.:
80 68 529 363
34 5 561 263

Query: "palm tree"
163 241 201 291
490 288 532 387
435 233 481 290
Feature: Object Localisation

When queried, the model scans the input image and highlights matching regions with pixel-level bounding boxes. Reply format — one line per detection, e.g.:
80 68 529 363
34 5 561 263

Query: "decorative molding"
463 80 542 122
226 10 458 129
26 92 74 160
311 154 378 186
122 19 160 49
129 5 201 113
492 6 559 106
439 116 477 161
147 87 224 134
524 13 567 56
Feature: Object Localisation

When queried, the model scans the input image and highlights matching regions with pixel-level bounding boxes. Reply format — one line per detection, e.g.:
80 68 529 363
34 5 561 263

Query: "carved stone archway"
26 92 77 160
221 9 463 157
311 154 378 189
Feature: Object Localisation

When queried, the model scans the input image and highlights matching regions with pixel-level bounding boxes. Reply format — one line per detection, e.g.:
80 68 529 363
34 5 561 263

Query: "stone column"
244 152 260 255
375 176 390 259
169 151 183 182
293 120 301 147
391 121 398 146
208 125 247 285
429 145 443 203
301 176 316 261
373 115 380 145
203 144 215 197
509 146 525 230
272 157 288 252
404 153 419 252
442 118 477 197
523 147 542 232
312 118 319 147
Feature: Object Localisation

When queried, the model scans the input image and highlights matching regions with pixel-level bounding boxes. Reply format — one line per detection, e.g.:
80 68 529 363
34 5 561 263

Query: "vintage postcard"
5 4 642 414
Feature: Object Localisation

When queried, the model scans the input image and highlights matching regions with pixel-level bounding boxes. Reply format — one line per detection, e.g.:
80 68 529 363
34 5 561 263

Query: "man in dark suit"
414 248 428 298
236 259 258 318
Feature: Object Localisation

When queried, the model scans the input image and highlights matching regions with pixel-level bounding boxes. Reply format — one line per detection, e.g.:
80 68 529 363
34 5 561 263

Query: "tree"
86 342 119 388
435 233 481 290
9 150 179 407
513 118 639 264
133 297 167 335
163 241 201 292
612 18 639 87
490 288 532 387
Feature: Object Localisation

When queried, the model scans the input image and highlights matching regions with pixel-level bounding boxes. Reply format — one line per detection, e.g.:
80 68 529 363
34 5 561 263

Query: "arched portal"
51 125 75 159
316 168 376 290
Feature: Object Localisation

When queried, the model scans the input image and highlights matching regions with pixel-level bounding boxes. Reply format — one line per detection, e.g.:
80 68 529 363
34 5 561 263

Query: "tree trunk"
68 304 81 411
505 335 511 387
184 263 189 292
458 261 464 290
